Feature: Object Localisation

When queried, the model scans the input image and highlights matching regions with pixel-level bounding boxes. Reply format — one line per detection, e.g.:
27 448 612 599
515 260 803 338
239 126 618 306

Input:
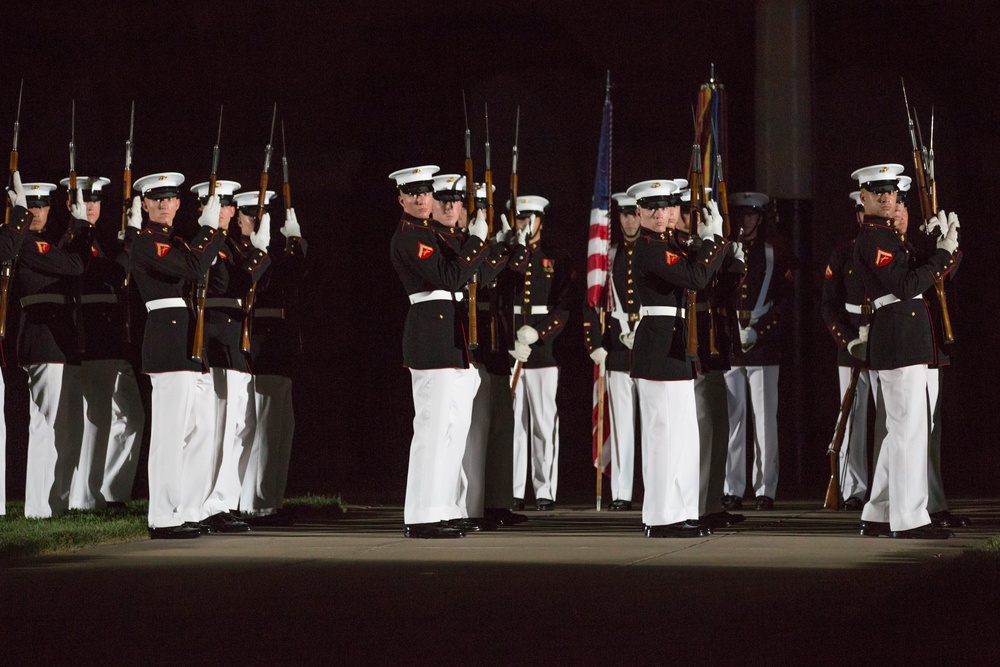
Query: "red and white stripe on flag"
591 364 611 476
586 207 610 309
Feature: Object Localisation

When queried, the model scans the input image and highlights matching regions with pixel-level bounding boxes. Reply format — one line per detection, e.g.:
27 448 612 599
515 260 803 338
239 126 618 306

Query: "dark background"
1 0 997 505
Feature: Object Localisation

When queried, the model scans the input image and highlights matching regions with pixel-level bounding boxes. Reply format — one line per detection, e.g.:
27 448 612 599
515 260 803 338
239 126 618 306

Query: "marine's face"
142 196 180 225
619 211 640 238
738 209 763 239
66 198 101 224
237 210 255 237
398 190 433 219
27 205 50 231
859 188 898 219
893 199 909 235
637 204 671 234
431 197 464 228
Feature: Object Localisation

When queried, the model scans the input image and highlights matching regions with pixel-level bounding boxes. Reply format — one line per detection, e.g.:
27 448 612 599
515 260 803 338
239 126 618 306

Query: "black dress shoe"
535 499 555 511
484 508 528 526
447 517 500 532
511 498 525 511
859 520 889 537
183 521 215 535
205 511 251 533
149 525 202 540
842 496 865 511
404 522 465 539
755 496 774 511
891 525 954 539
645 521 712 538
930 510 970 528
608 499 633 511
721 494 743 510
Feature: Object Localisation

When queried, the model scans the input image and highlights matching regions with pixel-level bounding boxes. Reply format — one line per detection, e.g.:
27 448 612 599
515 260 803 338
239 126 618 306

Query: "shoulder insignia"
155 242 171 258
824 264 833 279
875 248 893 267
417 242 435 259
664 250 680 266
35 241 50 254
92 246 99 257
219 251 228 260
784 268 794 281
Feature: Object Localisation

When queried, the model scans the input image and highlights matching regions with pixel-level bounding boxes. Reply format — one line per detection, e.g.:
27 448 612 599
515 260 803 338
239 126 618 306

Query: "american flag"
588 82 612 476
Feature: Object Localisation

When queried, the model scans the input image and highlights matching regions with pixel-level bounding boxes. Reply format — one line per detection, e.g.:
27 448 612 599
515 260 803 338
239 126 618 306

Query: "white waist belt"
204 297 243 309
20 294 69 307
409 290 464 305
254 308 285 319
80 294 119 305
639 306 685 318
873 294 922 310
513 305 549 315
146 297 189 312
845 303 862 314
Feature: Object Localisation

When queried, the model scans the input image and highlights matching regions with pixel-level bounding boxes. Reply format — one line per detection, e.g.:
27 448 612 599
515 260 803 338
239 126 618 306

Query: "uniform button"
439 314 443 319
171 320 177 325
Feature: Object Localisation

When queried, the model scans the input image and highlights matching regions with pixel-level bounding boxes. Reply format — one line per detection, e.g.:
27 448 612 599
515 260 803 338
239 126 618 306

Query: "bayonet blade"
263 103 277 172
484 103 491 170
211 104 223 175
511 105 520 174
281 119 290 182
69 99 76 171
12 79 23 151
125 100 134 169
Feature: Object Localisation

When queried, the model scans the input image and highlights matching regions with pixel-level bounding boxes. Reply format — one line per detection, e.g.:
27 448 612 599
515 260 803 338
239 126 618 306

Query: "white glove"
937 212 960 254
509 340 532 363
589 346 608 366
494 212 513 244
70 187 88 221
280 207 301 238
7 170 26 208
848 330 868 361
514 222 529 246
698 200 723 240
126 195 143 229
468 208 488 241
739 326 758 350
731 241 746 264
619 330 636 350
198 193 221 229
250 212 271 251
921 210 946 238
516 325 539 345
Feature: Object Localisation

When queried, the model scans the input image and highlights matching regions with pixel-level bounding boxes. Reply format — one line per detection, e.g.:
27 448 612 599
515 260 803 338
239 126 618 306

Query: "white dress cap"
388 165 440 187
431 174 466 193
850 163 905 190
897 175 912 192
730 192 770 209
190 180 242 199
233 190 277 208
611 192 636 208
515 195 550 214
679 187 713 203
134 172 185 197
59 176 111 193
625 179 680 202
849 191 862 206
22 182 58 203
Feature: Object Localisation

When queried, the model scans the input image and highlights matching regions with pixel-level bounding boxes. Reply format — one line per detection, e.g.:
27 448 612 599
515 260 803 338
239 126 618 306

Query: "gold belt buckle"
628 312 640 323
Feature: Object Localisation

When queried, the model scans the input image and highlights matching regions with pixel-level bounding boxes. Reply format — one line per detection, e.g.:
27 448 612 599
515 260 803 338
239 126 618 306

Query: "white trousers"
836 367 878 502
24 363 83 519
512 366 560 502
405 367 480 525
70 359 145 509
695 370 729 516
147 371 216 528
862 364 931 531
605 369 639 502
637 378 700 526
925 367 946 514
460 366 514 518
0 370 5 516
240 374 294 515
205 368 255 515
723 365 780 499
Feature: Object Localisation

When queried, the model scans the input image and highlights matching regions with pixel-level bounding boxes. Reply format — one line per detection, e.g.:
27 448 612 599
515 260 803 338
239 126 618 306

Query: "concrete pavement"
1 499 998 665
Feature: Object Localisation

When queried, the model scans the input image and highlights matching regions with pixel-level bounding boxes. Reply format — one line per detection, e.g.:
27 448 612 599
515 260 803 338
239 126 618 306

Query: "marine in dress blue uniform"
14 180 93 519
128 172 227 538
389 165 490 538
851 163 957 539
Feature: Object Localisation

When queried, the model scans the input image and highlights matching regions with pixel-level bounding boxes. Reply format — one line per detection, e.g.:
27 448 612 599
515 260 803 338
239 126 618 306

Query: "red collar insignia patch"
824 264 833 279
542 258 554 268
417 242 435 259
219 251 228 260
35 241 50 254
155 242 171 258
91 246 99 257
664 250 680 266
875 248 893 267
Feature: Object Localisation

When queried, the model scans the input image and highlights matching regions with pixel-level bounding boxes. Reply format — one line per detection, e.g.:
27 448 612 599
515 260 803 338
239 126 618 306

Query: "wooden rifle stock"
824 364 862 509
686 147 703 357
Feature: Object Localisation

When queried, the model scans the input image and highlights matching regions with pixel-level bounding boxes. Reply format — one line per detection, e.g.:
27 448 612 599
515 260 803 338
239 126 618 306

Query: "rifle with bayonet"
480 103 496 352
0 80 25 340
686 137 703 357
902 79 954 344
495 105 520 354
462 92 479 350
119 101 135 344
69 100 78 206
240 103 277 354
191 104 223 363
281 120 292 211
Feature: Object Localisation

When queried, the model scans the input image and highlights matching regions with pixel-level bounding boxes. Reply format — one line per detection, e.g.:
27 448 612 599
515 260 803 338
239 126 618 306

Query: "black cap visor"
399 181 434 195
860 180 899 194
